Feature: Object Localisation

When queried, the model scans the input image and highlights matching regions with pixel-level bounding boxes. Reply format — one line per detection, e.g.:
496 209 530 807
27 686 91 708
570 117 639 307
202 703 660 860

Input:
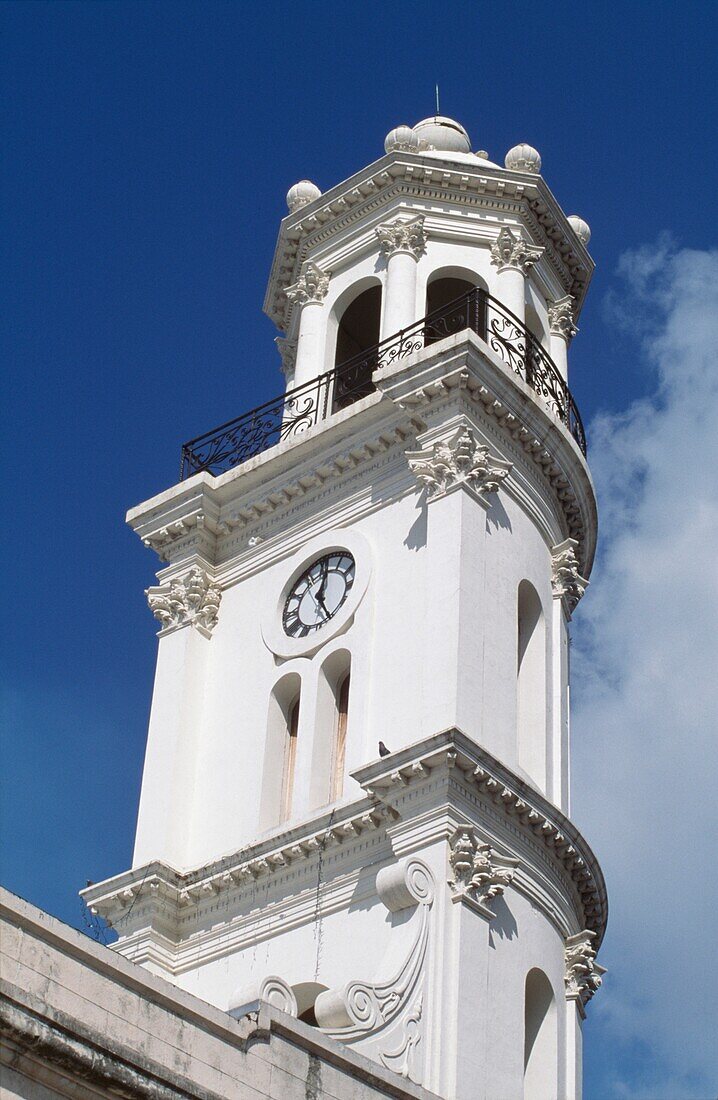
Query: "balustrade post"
285 262 331 390
376 216 427 340
548 296 579 384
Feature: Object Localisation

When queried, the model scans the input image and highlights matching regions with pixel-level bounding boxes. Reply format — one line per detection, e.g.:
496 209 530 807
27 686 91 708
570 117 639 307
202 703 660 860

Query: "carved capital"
285 261 330 307
146 566 221 637
449 825 519 911
548 295 579 342
565 930 606 1015
406 427 512 505
376 215 427 260
274 336 297 377
490 227 544 275
551 538 588 617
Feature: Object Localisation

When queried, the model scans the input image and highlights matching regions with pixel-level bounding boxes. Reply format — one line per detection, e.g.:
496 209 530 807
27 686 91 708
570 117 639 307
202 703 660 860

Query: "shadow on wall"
404 496 428 551
486 495 512 533
488 896 519 944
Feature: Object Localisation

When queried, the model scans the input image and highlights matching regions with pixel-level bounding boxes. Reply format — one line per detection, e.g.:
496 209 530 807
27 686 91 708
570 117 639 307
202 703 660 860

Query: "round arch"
424 266 489 345
326 277 383 411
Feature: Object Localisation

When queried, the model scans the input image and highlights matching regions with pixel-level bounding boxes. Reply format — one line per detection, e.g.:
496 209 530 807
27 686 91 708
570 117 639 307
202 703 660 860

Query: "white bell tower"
84 114 606 1100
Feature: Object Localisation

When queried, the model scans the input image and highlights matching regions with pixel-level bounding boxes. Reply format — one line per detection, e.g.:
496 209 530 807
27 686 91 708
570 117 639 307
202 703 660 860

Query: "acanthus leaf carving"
274 336 297 377
146 566 221 636
490 226 544 275
565 930 606 1015
406 427 512 504
285 261 330 307
376 215 427 260
551 538 589 617
548 295 579 342
449 824 519 910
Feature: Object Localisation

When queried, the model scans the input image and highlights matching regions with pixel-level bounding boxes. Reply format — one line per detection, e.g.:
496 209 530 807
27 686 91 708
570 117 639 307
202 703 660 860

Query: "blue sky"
2 2 717 1097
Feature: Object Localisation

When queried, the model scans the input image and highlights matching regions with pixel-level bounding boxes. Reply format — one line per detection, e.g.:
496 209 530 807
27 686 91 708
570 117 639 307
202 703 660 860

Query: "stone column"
489 226 543 329
285 262 330 389
548 295 579 383
376 215 427 339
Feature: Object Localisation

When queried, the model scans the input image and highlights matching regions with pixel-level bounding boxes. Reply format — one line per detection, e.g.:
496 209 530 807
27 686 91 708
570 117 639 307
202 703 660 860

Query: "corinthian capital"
146 566 221 638
548 295 579 342
490 227 544 274
551 538 589 617
376 215 427 259
406 427 512 505
448 824 519 913
285 261 330 307
565 930 606 1016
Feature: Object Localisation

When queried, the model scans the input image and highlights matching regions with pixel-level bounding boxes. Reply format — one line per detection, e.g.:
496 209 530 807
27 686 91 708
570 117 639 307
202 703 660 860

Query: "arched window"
524 969 557 1100
517 581 547 792
309 651 351 809
259 674 301 830
280 696 300 822
424 274 487 346
333 286 382 412
331 672 350 801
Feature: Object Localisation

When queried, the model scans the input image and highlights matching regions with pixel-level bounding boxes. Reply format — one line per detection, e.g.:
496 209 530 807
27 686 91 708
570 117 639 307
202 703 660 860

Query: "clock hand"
316 560 330 617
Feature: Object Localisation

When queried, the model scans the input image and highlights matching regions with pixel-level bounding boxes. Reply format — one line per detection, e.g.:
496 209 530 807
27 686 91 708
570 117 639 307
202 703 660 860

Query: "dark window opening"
333 286 382 412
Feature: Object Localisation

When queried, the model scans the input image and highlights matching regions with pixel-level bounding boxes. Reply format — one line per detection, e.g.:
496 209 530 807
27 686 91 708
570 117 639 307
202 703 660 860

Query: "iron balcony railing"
180 288 586 479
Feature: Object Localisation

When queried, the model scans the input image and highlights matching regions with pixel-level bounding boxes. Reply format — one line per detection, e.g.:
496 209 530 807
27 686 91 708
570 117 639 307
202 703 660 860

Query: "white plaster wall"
133 433 565 873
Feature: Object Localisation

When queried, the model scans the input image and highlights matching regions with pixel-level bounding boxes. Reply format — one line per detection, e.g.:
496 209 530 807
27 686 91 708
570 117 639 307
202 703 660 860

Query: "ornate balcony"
180 289 586 480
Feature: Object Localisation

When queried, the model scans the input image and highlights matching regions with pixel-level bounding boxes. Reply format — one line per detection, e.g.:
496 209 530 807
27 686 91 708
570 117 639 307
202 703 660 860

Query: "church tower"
83 115 606 1100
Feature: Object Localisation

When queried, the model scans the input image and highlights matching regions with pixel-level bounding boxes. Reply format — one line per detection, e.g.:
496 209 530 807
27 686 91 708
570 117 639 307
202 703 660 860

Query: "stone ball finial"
568 215 591 246
286 180 322 213
505 143 542 173
412 116 471 154
384 125 420 153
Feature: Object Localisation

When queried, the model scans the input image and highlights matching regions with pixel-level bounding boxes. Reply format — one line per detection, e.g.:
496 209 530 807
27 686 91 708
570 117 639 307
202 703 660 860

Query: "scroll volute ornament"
285 261 330 307
146 566 221 637
565 930 606 1015
448 824 519 910
551 538 589 617
406 427 512 504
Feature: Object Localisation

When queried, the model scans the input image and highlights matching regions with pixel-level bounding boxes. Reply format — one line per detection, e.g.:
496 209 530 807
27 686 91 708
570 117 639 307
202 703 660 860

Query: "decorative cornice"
490 226 544 275
82 801 398 932
274 336 297 377
565 930 606 1017
284 261 330 307
354 728 608 942
448 824 519 915
146 566 221 637
548 295 579 342
406 426 512 505
375 215 427 260
551 538 589 617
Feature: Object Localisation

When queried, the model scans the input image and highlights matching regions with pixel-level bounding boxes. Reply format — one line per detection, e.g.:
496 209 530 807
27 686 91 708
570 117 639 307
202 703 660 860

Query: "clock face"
282 552 356 638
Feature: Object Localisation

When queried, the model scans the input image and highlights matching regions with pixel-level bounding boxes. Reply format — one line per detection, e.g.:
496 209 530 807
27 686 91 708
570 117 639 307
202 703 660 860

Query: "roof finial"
435 84 440 117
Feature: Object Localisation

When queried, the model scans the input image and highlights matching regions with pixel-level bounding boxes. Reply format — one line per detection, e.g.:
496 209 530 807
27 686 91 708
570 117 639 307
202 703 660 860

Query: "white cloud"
572 244 718 1097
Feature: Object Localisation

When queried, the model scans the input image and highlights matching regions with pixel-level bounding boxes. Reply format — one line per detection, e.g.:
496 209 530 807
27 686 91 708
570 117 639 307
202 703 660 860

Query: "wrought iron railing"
180 289 586 478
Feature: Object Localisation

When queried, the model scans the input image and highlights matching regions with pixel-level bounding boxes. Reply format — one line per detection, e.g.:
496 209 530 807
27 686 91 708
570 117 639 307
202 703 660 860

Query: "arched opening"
332 286 382 412
524 968 557 1100
525 302 548 350
424 273 487 347
309 650 352 809
331 671 351 801
259 673 301 830
517 581 547 792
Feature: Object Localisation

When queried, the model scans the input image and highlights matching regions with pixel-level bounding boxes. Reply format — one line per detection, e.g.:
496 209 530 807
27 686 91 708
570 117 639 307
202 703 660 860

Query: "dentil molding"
551 538 589 617
146 566 221 638
548 295 579 342
490 226 544 275
565 929 606 1017
406 425 512 506
375 215 427 260
285 261 330 308
448 823 519 917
